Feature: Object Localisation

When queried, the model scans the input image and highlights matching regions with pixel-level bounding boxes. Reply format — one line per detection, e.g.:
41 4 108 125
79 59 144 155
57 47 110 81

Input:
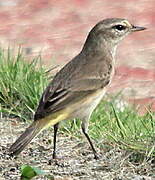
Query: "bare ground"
0 119 155 180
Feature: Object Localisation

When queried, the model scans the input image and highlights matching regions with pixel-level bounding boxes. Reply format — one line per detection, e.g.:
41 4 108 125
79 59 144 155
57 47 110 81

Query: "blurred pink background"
0 0 155 113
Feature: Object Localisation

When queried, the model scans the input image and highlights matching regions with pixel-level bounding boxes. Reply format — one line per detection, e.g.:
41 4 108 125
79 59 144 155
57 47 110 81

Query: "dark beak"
131 26 146 32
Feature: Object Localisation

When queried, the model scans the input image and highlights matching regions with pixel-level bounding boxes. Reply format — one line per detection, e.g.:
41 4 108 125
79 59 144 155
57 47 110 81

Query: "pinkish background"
0 0 155 113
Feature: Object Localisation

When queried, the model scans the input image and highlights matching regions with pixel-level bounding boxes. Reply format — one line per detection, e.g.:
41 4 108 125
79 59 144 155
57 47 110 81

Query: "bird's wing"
70 78 110 91
34 77 109 120
34 51 113 120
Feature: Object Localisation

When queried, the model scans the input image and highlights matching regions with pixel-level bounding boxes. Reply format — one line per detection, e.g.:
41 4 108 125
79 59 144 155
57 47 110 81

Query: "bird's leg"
81 124 99 159
53 123 59 159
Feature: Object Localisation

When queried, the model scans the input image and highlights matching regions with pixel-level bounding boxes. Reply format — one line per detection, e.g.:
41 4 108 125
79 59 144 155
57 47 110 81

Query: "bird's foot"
94 153 100 160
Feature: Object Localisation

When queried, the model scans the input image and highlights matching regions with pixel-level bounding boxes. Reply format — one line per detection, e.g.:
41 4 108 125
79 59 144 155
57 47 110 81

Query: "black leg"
81 126 99 159
53 123 59 159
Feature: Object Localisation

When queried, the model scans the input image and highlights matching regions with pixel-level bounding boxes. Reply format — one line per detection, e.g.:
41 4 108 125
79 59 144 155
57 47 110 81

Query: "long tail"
9 120 46 156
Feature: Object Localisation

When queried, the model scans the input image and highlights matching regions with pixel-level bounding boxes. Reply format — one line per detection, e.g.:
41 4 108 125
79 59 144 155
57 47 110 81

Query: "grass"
63 99 155 160
0 48 48 120
0 48 155 163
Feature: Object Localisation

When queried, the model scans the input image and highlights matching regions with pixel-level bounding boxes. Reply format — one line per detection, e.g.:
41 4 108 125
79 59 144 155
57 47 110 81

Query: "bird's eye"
113 25 126 31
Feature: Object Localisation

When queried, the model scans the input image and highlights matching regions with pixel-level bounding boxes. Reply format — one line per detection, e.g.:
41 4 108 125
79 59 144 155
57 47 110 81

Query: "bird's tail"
9 120 45 156
9 108 70 156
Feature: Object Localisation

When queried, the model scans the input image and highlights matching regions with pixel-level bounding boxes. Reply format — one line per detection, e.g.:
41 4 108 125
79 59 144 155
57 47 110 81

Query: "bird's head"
92 18 146 45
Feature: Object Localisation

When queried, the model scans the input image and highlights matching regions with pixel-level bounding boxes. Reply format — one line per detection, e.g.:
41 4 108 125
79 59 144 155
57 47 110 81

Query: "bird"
9 18 146 159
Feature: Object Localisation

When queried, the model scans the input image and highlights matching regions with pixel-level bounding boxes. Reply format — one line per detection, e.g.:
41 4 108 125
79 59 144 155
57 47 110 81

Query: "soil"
0 119 155 180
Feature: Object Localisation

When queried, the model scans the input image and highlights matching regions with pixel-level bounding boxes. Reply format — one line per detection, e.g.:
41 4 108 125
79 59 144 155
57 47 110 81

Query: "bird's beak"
131 25 146 32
